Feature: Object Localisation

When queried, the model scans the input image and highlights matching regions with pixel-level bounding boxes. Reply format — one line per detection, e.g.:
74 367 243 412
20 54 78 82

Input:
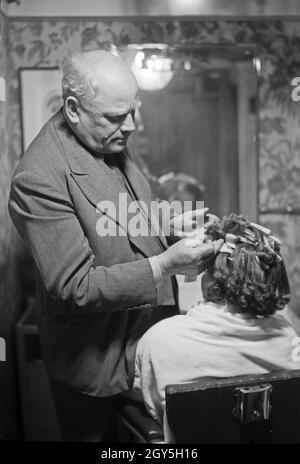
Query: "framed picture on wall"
19 68 63 152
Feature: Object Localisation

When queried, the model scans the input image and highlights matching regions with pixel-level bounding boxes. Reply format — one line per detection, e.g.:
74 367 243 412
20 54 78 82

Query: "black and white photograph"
1 0 300 452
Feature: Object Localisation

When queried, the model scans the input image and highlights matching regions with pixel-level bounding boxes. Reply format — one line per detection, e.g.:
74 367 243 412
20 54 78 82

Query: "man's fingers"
213 238 224 254
193 240 215 257
179 229 206 242
190 207 209 219
188 208 209 230
204 213 220 227
190 207 209 214
177 229 195 239
193 238 224 258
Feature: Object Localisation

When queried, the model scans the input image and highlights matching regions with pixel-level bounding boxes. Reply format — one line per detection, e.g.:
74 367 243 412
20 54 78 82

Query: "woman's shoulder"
139 314 188 343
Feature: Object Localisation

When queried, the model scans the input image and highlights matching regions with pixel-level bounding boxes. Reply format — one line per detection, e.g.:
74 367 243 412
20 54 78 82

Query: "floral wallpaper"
260 214 300 300
4 18 300 316
0 10 22 440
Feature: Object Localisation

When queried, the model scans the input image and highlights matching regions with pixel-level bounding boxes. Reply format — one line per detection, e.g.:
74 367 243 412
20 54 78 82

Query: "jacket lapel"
123 150 168 250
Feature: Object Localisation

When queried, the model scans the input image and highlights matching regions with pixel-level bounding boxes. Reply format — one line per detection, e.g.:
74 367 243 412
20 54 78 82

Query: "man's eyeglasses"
78 98 142 126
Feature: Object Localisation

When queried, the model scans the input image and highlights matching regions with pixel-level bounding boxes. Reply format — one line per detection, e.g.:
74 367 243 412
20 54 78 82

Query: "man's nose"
120 112 136 132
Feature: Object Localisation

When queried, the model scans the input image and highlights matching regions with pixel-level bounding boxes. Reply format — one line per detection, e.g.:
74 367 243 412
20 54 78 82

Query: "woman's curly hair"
203 213 290 317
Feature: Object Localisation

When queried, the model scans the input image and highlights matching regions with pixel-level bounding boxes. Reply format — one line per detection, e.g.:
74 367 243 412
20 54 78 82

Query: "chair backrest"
165 369 300 444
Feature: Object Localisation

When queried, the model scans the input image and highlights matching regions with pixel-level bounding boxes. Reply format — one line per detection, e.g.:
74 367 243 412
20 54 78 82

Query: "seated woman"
133 213 300 432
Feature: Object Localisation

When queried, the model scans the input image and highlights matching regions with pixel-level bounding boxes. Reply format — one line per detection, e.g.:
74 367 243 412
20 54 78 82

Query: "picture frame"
19 67 63 152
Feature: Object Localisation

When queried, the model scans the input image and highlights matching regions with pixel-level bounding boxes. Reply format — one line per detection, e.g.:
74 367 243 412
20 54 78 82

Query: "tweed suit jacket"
9 109 177 396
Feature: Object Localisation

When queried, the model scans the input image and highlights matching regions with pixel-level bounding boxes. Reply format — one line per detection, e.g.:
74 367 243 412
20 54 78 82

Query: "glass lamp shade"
132 67 174 91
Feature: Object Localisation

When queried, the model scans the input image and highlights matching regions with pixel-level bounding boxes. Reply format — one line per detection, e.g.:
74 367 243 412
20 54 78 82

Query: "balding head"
62 50 138 105
61 50 140 154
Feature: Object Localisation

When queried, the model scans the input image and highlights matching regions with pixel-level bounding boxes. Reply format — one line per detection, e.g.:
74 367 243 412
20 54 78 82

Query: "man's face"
74 80 140 155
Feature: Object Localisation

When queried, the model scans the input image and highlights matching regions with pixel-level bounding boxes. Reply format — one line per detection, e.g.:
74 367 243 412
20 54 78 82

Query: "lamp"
130 45 174 91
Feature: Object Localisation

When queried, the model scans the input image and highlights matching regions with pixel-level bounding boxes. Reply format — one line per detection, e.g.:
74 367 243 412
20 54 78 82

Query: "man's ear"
64 96 80 124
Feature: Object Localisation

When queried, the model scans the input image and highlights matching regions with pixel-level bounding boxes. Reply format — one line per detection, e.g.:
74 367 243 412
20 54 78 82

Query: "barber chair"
119 369 300 443
118 396 164 443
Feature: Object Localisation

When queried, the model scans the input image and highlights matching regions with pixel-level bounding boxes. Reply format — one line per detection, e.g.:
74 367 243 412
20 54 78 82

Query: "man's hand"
170 207 208 239
170 208 219 240
156 237 224 277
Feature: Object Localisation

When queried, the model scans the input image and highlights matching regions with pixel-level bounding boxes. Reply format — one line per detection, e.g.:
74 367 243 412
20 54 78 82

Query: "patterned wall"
0 10 21 440
5 19 300 314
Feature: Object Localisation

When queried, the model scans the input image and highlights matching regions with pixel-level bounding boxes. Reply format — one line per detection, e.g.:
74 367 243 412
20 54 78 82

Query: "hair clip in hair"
220 243 234 254
225 233 238 243
268 236 275 248
263 236 283 263
263 235 274 252
250 222 271 236
244 229 257 243
270 235 282 246
227 242 236 250
239 236 256 246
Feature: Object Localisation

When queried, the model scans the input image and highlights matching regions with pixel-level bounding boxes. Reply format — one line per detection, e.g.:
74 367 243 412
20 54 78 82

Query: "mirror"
122 43 259 220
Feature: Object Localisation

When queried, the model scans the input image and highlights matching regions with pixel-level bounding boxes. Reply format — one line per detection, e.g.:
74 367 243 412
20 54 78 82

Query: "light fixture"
253 56 262 76
129 44 174 91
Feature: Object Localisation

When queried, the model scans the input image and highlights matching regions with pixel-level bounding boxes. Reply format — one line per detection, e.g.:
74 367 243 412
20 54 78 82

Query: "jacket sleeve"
9 170 158 313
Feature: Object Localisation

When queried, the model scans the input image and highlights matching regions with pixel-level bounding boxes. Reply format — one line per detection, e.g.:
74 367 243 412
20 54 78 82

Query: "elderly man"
9 50 222 442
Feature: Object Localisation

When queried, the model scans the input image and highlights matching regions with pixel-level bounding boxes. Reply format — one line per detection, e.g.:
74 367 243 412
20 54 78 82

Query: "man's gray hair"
61 52 100 104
